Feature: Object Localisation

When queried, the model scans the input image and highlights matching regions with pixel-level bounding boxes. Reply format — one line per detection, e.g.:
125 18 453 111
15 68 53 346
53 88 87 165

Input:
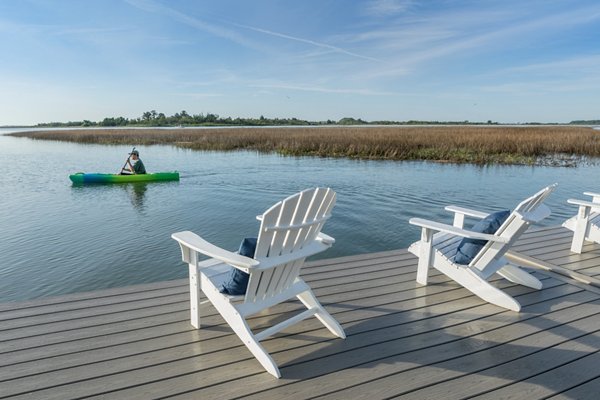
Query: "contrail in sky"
126 0 380 62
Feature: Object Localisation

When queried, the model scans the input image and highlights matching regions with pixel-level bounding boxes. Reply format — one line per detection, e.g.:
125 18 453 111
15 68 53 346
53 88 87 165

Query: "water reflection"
124 182 148 210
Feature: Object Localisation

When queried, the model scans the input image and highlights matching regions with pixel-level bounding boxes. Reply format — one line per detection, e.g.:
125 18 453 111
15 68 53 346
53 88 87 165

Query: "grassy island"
10 125 600 166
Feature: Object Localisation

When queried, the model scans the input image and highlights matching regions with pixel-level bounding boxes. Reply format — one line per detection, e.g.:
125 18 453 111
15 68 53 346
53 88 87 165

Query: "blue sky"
1 0 599 125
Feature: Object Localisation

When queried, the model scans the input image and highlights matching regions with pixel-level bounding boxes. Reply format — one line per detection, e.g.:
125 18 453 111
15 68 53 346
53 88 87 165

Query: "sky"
1 0 599 125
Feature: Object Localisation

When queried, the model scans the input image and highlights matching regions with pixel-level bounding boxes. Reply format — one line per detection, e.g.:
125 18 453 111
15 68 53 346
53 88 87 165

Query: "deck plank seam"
0 250 410 315
163 294 600 400
0 272 554 360
276 291 598 371
0 265 444 343
0 312 191 354
0 297 190 337
0 255 419 324
0 275 510 368
0 277 560 390
0 280 188 313
0 284 497 378
0 267 420 337
245 298 600 400
303 249 409 268
301 255 418 279
533 270 600 295
542 375 600 399
459 347 600 400
4 290 588 395
387 325 600 399
0 290 191 324
0 275 400 341
310 316 600 400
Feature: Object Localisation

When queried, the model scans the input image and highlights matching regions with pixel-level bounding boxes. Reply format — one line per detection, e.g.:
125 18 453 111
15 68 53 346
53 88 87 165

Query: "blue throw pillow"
220 237 257 295
454 210 510 265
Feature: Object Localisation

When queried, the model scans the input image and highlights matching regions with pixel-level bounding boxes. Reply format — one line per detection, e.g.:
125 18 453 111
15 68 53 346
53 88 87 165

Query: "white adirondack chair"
171 187 345 378
408 184 557 312
563 191 600 253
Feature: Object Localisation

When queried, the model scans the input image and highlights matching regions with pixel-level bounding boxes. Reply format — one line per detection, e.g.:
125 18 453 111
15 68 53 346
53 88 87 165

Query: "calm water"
0 128 595 303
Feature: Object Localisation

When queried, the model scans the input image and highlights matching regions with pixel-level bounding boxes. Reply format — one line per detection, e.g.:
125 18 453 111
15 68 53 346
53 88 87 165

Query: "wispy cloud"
502 55 600 75
171 92 224 98
125 0 263 51
476 53 600 94
3 0 599 124
365 0 415 16
479 77 600 94
230 22 381 62
346 3 600 80
126 0 380 62
250 82 396 96
51 26 128 36
0 18 127 38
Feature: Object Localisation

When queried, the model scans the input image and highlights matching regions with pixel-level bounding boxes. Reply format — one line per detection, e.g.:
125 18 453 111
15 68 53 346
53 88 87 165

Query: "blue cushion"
454 210 510 265
220 237 257 295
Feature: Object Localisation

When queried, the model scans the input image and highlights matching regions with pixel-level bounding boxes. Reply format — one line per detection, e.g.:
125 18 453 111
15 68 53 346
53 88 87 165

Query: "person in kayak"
121 150 146 175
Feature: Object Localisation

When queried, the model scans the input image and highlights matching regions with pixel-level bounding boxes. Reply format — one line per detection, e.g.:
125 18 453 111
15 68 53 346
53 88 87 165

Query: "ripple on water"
0 131 596 302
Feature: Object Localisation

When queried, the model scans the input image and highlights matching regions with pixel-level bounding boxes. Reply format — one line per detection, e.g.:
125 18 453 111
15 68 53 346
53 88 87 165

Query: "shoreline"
9 125 599 166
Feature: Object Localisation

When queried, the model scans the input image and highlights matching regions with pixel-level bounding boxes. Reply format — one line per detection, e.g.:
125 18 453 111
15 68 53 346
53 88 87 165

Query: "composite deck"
1 225 599 399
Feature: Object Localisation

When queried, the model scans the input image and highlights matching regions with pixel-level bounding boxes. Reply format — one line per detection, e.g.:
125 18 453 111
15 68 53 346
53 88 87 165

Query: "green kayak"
69 172 179 184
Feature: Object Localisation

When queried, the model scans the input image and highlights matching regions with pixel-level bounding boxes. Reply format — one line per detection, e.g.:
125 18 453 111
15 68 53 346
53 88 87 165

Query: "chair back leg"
497 264 543 290
296 288 346 339
570 205 591 253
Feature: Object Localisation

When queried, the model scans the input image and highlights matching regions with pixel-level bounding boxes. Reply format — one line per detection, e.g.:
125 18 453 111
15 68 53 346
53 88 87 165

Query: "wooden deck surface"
1 225 599 399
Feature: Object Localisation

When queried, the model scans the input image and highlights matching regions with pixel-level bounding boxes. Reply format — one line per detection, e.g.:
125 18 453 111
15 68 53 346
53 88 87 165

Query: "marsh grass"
10 125 600 165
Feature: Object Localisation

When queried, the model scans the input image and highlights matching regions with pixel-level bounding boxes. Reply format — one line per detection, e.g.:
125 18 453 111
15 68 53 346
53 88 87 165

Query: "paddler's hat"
130 150 139 156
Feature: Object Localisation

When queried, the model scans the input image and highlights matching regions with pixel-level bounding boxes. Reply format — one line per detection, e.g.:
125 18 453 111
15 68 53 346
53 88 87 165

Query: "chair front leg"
416 227 434 285
571 204 591 254
188 263 201 328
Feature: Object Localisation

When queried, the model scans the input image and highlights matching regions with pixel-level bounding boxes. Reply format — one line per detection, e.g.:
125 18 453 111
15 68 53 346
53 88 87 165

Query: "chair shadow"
247 274 599 397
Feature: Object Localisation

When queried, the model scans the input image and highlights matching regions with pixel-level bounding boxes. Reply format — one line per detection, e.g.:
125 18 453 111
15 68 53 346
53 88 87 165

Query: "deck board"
1 226 599 399
545 376 600 399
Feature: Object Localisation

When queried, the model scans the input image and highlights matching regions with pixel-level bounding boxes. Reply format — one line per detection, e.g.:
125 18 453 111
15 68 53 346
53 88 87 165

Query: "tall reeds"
10 125 600 165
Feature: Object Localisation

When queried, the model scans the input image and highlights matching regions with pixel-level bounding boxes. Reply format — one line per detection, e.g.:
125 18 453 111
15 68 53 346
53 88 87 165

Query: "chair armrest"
317 232 335 245
517 203 551 223
444 205 489 219
409 218 509 243
172 231 259 269
583 191 600 199
567 198 600 211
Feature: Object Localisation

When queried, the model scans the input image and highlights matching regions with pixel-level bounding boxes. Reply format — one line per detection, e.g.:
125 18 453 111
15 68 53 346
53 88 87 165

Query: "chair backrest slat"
253 268 276 301
245 188 335 302
513 184 556 219
471 184 556 274
303 189 336 245
279 189 317 256
268 195 300 258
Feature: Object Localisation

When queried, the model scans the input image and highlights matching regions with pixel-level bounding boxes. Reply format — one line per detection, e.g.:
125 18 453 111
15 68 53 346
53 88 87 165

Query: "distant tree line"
35 111 327 128
32 111 507 128
29 110 598 128
570 119 600 125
